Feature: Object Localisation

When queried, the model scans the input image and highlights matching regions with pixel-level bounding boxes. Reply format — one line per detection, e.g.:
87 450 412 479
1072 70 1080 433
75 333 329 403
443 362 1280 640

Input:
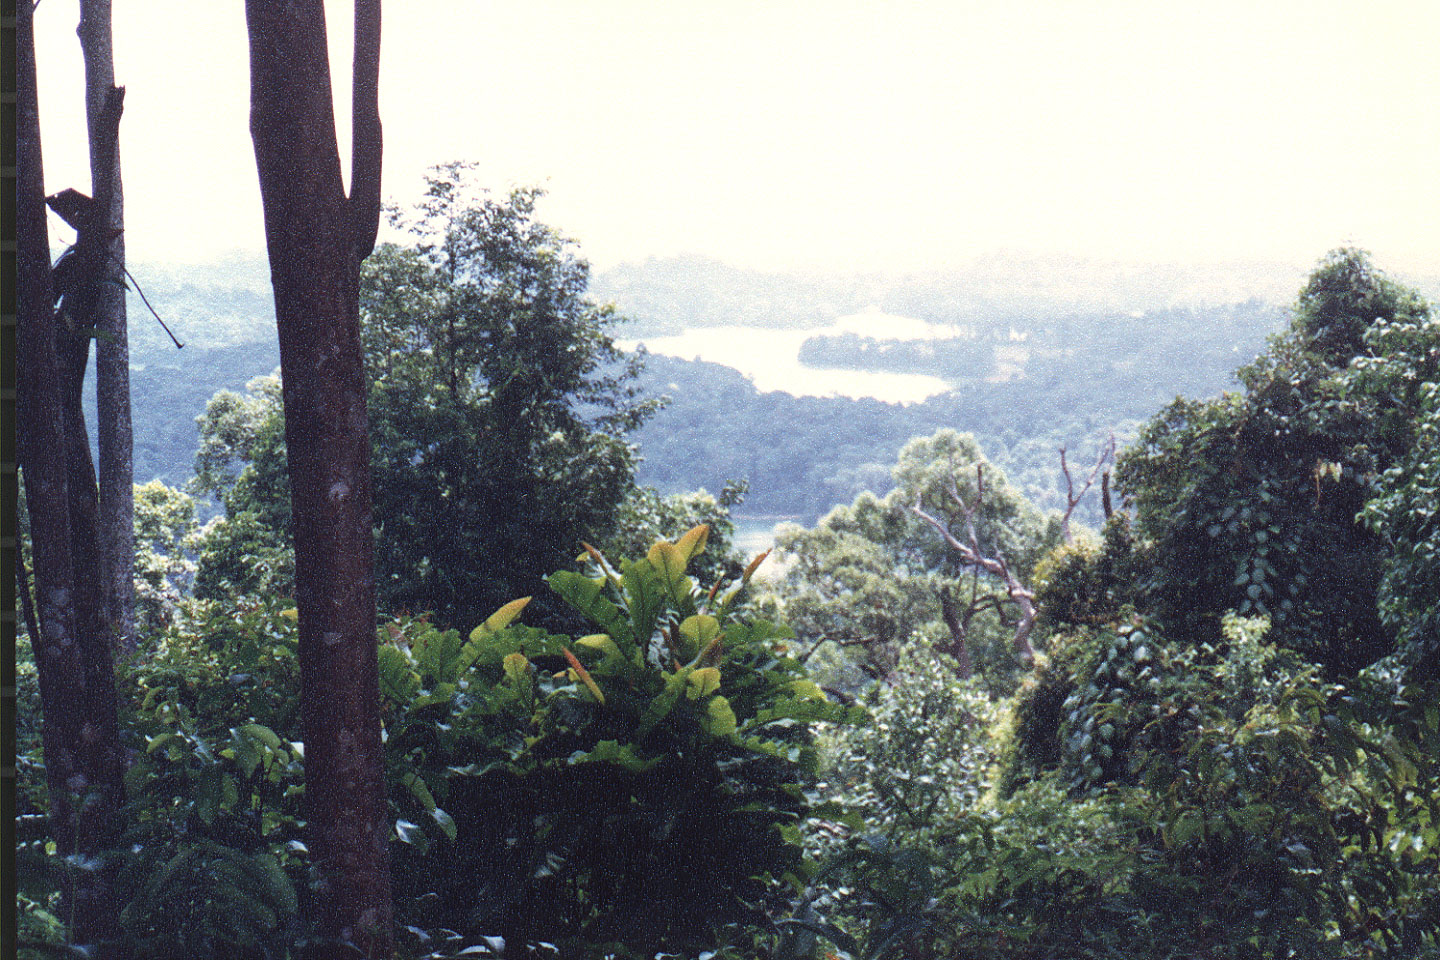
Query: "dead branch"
911 464 1037 663
1060 434 1116 540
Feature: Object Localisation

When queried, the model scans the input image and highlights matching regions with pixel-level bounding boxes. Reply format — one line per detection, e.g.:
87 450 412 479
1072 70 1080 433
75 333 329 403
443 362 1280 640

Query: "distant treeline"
109 256 1290 527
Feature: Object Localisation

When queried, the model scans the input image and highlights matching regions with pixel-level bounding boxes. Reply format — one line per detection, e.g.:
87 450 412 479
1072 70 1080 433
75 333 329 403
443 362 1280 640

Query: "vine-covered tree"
244 0 392 954
1115 248 1434 676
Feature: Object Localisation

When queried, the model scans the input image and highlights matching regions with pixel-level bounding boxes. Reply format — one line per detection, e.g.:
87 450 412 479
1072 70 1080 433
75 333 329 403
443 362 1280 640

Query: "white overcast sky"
31 0 1440 275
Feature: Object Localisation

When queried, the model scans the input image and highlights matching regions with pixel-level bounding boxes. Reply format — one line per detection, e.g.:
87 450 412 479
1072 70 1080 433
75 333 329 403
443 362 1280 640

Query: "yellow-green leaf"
502 652 530 682
679 615 721 646
576 634 618 655
703 695 737 736
675 524 710 562
481 596 530 634
687 667 721 699
648 540 692 602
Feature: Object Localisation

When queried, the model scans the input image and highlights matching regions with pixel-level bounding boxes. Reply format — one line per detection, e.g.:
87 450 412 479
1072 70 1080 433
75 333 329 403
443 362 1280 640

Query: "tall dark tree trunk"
245 1 392 955
79 0 136 650
17 5 126 954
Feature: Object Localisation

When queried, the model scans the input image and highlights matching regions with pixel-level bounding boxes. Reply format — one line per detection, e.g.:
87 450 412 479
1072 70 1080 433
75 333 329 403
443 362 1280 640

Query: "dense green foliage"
762 249 1440 960
22 246 1438 958
377 528 861 956
770 429 1061 692
20 531 856 959
364 168 659 627
188 171 659 630
1113 249 1435 676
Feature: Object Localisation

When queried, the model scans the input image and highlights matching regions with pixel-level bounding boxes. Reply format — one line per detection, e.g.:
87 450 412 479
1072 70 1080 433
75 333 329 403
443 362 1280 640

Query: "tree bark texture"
17 5 126 952
79 0 137 650
245 2 393 954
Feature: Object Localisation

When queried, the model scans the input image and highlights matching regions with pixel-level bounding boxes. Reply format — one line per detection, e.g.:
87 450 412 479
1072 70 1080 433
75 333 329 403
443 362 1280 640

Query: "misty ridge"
105 248 1440 529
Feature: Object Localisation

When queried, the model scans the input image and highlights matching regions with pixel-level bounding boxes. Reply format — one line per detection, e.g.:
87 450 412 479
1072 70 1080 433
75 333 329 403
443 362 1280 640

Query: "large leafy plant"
378 526 863 957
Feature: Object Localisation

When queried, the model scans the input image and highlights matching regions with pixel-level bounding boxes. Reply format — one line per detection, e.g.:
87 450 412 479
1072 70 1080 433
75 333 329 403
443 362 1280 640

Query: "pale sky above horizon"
31 0 1440 277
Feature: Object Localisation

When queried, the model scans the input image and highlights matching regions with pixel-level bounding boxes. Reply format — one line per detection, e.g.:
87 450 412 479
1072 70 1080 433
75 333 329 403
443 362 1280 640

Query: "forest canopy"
18 240 1439 959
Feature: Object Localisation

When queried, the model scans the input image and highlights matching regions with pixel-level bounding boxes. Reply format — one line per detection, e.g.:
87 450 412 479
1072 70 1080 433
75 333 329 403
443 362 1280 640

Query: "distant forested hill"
86 255 282 493
629 303 1284 524
591 252 1323 338
107 253 1363 524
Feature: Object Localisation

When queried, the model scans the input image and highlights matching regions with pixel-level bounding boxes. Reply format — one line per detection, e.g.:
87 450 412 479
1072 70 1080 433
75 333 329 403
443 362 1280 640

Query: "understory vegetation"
17 240 1439 958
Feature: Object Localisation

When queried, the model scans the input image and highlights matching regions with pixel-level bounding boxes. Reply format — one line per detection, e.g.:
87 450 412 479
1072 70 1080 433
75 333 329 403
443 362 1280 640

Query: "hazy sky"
32 0 1440 275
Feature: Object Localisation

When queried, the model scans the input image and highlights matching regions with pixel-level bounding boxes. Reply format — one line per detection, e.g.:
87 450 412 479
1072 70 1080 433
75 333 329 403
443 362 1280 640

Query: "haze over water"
624 308 958 405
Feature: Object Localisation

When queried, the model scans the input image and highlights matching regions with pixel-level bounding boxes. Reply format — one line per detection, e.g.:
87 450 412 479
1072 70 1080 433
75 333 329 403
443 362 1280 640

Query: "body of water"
622 307 959 404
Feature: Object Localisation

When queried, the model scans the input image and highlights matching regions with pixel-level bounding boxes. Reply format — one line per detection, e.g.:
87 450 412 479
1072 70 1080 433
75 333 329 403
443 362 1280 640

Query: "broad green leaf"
567 739 658 772
621 559 665 643
400 771 438 812
675 524 710 562
221 774 240 809
547 570 630 639
431 807 457 841
239 723 283 750
418 628 462 683
687 667 721 699
637 668 693 738
479 596 531 635
648 540 694 604
679 614 721 645
702 695 737 736
679 614 721 660
232 735 262 779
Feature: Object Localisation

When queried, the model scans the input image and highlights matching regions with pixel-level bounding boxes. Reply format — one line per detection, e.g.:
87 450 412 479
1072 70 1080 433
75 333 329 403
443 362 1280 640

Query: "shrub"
379 527 863 957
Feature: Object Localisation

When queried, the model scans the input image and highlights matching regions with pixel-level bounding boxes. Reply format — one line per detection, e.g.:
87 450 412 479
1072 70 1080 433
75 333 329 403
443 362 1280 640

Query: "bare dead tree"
911 464 1038 662
1059 434 1116 541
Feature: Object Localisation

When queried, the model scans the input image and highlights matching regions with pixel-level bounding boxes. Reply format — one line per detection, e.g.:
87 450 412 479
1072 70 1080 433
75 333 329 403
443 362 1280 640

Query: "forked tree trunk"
79 0 136 650
245 1 393 954
17 4 126 954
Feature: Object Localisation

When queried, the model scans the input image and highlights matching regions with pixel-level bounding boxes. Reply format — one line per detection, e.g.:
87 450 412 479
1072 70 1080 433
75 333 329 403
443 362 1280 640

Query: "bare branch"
911 465 1038 663
1060 434 1117 540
